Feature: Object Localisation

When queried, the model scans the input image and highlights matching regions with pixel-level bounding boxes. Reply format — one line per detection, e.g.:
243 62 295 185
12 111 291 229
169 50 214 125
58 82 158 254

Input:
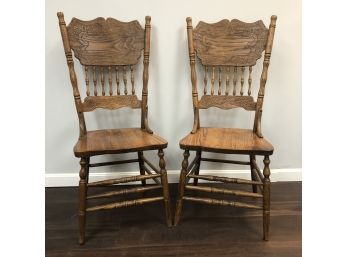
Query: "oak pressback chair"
174 16 277 240
57 12 172 245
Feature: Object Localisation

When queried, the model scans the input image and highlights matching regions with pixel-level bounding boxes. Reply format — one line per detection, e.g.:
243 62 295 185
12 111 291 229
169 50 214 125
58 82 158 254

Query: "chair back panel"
67 18 144 66
193 19 268 66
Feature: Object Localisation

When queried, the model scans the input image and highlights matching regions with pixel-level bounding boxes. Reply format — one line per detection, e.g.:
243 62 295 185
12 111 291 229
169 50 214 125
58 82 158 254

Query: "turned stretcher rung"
143 166 161 184
86 196 164 212
187 174 263 185
89 159 138 168
183 196 262 209
87 174 161 187
141 156 160 174
185 185 263 198
251 159 265 180
201 158 250 165
87 185 162 200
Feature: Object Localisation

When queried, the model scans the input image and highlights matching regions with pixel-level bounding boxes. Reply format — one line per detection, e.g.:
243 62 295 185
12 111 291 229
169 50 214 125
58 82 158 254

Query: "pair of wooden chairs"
57 12 277 245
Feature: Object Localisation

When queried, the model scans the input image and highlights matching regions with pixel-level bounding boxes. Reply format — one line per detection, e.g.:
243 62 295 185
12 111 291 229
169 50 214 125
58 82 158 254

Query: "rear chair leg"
158 149 172 227
250 155 258 193
78 157 88 245
263 155 271 241
138 151 146 186
174 150 190 226
193 151 201 186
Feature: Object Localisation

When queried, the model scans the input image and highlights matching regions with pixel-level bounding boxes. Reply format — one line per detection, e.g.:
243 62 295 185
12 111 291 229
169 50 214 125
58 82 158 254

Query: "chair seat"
74 128 168 157
179 128 273 155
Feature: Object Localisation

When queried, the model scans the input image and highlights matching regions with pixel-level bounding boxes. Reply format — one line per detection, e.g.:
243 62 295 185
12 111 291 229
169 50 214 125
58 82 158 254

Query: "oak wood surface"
193 19 268 66
74 128 168 157
179 128 273 155
199 95 256 110
46 182 301 257
81 95 141 112
67 17 144 66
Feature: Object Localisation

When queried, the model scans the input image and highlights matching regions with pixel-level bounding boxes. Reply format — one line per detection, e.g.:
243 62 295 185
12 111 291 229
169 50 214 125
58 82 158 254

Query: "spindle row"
203 66 253 96
84 66 136 97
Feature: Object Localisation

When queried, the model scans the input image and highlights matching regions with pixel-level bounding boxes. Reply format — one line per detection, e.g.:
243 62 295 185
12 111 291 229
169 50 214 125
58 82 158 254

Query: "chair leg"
263 155 271 241
174 150 190 226
138 151 146 186
78 157 88 245
158 149 173 227
250 155 258 193
193 150 201 186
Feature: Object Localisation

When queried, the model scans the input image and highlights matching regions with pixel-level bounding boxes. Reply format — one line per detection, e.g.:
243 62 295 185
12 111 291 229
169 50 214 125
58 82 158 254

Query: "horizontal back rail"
81 95 141 112
199 95 256 110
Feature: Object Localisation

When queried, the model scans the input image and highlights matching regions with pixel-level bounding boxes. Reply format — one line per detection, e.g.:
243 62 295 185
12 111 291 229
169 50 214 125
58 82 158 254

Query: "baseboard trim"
45 168 302 187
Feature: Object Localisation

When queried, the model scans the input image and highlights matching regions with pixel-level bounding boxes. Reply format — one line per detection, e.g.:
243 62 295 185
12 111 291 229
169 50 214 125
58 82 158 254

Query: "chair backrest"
57 13 153 138
186 16 277 137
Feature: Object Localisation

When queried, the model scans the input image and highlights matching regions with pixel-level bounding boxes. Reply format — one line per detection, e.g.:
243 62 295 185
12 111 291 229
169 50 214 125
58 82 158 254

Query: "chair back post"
186 17 200 133
57 12 87 138
253 15 277 137
141 16 153 133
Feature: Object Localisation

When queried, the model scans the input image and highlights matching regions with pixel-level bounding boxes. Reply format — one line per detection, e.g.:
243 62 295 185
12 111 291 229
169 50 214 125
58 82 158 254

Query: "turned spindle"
211 66 215 95
131 65 135 95
240 66 245 96
108 66 113 96
123 66 128 95
115 66 120 95
204 66 208 95
101 66 105 96
225 66 230 95
218 67 222 95
93 66 97 96
248 66 252 96
84 66 90 96
233 66 237 96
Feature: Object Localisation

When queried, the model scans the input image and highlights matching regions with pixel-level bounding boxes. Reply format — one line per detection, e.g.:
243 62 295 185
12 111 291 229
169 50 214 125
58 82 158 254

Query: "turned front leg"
158 149 172 227
193 150 201 186
263 155 271 241
78 157 88 245
174 150 190 226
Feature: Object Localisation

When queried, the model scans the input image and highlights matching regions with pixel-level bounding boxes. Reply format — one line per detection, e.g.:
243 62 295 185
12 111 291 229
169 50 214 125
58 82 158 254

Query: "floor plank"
46 182 301 257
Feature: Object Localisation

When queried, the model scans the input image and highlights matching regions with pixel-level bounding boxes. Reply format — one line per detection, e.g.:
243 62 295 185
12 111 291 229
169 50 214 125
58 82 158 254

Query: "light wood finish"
199 95 256 110
180 128 273 155
74 128 167 157
174 16 277 241
57 13 172 245
193 19 268 66
67 17 144 66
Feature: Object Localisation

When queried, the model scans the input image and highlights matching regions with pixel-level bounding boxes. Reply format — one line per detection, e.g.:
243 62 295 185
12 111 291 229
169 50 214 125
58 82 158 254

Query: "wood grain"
193 19 268 66
81 95 141 112
67 17 144 66
74 128 167 157
180 128 273 155
199 95 256 110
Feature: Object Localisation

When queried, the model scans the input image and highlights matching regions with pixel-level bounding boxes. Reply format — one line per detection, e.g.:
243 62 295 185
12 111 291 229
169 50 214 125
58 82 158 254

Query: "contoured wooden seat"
74 128 167 157
174 16 277 241
57 13 172 245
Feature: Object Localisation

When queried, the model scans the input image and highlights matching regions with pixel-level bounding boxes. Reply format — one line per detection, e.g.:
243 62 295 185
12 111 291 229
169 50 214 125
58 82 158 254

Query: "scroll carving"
199 95 256 110
67 17 144 66
82 95 141 112
193 19 268 66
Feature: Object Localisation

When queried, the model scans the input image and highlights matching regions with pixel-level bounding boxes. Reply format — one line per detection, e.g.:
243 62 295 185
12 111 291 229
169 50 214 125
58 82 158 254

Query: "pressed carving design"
193 19 268 66
67 18 144 66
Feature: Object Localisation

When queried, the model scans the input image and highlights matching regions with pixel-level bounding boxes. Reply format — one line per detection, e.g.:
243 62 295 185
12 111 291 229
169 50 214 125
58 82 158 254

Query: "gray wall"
46 0 301 176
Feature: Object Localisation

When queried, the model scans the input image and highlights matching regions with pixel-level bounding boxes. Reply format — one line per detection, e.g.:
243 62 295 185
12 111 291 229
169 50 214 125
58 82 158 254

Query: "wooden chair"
57 13 172 245
174 16 277 241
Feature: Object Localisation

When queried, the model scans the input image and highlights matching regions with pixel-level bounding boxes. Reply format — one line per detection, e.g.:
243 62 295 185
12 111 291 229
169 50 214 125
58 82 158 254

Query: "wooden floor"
46 182 301 257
